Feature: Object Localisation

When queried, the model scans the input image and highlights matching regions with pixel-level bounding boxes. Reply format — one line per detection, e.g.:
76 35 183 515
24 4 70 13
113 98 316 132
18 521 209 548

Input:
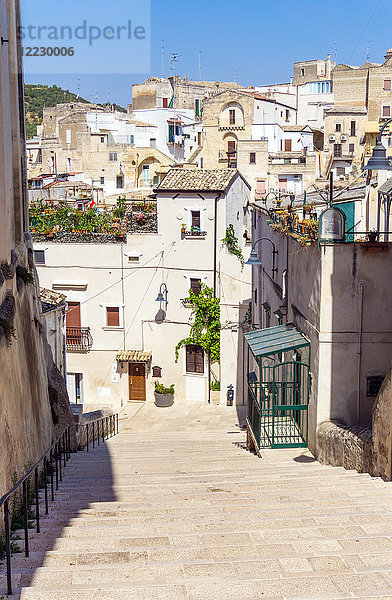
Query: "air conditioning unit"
341 134 347 142
329 134 336 142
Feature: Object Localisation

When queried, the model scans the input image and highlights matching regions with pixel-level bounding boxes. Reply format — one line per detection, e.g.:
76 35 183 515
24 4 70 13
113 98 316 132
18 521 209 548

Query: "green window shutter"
168 95 174 108
337 201 355 242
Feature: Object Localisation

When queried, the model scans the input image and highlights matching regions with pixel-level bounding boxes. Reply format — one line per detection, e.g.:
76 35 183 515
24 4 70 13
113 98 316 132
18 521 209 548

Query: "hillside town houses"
4 0 392 593
18 48 392 472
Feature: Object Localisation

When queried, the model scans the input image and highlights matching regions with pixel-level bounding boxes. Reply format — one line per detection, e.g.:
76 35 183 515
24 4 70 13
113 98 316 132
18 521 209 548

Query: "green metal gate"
245 324 310 450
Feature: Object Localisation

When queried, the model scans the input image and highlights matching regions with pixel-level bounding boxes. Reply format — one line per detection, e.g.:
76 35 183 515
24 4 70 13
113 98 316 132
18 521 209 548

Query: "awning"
244 323 309 359
116 350 152 363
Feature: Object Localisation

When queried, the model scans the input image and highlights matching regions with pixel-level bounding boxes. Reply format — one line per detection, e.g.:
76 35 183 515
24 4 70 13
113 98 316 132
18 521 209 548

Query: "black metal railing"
0 413 120 595
77 414 119 452
0 427 71 596
66 327 93 352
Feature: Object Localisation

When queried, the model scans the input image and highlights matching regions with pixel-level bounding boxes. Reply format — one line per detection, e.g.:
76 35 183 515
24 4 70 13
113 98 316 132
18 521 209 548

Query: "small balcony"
66 327 93 352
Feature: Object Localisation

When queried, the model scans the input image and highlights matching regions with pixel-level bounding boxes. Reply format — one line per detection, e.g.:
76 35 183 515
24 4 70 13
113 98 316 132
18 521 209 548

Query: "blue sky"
24 0 392 107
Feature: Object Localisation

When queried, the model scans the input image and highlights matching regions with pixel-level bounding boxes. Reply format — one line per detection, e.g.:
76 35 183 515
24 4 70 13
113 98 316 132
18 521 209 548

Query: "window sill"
102 326 124 331
185 372 206 377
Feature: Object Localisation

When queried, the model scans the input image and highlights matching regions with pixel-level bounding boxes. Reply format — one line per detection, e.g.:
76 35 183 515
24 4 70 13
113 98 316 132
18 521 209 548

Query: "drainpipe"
356 283 364 425
62 304 67 384
213 193 222 297
212 192 222 404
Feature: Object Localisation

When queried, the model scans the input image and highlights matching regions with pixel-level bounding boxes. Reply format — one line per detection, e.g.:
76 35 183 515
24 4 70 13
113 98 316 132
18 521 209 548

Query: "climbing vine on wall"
175 284 221 363
221 224 244 268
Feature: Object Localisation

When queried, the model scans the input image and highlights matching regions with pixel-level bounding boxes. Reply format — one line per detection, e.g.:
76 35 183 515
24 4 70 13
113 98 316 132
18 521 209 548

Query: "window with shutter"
334 144 342 157
284 139 292 151
190 278 202 296
384 79 391 91
229 109 236 125
256 180 266 195
383 105 391 117
191 211 201 229
106 307 120 327
186 345 204 374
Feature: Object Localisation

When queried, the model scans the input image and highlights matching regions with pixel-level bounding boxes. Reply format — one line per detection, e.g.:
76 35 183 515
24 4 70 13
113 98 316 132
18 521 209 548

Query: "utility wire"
65 242 175 317
347 0 383 64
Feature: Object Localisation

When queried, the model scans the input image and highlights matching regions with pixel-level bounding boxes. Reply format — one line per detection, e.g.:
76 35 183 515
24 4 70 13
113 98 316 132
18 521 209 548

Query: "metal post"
62 435 66 467
4 499 12 596
58 441 62 482
116 414 119 434
102 418 105 443
106 416 109 439
55 444 59 491
50 449 54 500
86 423 89 452
97 420 100 446
44 458 49 514
22 481 29 557
34 467 40 533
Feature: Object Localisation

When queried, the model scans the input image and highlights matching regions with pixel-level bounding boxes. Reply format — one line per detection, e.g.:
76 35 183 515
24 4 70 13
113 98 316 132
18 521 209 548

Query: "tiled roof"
282 125 310 132
326 105 368 114
116 350 152 362
378 178 392 195
40 288 66 313
155 168 239 192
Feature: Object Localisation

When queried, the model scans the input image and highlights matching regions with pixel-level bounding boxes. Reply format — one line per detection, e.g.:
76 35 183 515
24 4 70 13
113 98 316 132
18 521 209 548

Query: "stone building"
255 55 335 135
27 103 172 201
202 89 319 200
0 0 73 498
324 49 392 176
132 76 241 112
34 169 251 410
245 189 392 460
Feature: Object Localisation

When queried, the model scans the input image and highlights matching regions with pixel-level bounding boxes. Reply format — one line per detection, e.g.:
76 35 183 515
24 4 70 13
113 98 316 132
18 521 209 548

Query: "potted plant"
368 230 378 242
154 381 174 407
210 381 220 405
181 223 187 234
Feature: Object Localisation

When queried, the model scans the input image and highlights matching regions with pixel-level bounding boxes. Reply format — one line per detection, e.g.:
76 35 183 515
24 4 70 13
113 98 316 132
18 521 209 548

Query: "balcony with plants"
267 204 319 247
29 198 158 243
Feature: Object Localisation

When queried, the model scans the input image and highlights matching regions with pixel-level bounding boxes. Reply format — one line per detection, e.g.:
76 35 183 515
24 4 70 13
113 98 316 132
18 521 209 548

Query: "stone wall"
76 408 115 449
317 370 392 480
316 421 372 474
371 369 392 480
0 239 75 500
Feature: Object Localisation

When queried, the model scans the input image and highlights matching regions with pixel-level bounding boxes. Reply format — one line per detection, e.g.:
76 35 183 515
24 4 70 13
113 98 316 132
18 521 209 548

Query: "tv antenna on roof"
366 40 374 61
171 53 181 77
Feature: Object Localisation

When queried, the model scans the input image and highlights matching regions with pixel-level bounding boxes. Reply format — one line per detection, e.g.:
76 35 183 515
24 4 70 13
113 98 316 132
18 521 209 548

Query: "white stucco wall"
35 173 251 410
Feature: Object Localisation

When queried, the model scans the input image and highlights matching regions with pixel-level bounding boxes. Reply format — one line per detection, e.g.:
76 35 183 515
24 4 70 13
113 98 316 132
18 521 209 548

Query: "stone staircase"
2 402 392 599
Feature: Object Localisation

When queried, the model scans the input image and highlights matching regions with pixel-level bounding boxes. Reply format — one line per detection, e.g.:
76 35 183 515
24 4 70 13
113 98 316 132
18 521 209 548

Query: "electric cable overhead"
347 0 383 64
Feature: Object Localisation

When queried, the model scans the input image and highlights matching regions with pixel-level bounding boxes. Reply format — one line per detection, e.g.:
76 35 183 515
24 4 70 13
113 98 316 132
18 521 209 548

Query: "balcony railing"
66 327 93 352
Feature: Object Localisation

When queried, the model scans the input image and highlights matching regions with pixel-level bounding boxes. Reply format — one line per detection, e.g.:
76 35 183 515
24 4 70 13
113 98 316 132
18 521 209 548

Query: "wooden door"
284 139 292 151
129 363 146 401
66 302 81 348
